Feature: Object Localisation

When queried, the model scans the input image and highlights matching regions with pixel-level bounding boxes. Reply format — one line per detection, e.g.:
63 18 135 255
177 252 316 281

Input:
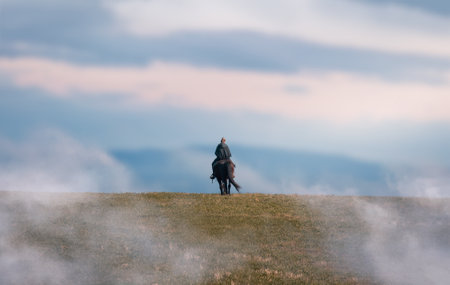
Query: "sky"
1 0 450 196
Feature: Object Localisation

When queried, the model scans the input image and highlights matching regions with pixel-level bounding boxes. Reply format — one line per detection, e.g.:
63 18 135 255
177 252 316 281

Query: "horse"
212 160 241 195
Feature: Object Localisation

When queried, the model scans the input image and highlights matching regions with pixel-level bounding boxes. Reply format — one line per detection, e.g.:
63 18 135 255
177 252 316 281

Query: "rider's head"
221 137 226 143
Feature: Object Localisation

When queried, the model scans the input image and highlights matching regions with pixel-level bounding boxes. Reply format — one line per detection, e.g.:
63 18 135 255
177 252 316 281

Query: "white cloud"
105 0 450 59
1 57 450 123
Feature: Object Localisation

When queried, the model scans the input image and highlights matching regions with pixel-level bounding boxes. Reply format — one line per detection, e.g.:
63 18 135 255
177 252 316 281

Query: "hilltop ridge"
0 191 448 284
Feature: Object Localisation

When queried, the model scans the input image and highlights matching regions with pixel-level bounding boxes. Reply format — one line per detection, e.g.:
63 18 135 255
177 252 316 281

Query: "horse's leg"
219 180 225 195
227 179 231 195
224 179 229 195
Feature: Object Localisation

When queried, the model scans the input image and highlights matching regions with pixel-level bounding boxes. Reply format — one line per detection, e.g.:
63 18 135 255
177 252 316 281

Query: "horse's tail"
226 160 241 192
229 177 241 192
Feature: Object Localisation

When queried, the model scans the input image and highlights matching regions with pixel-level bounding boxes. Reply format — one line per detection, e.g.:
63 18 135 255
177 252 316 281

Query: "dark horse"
213 160 241 195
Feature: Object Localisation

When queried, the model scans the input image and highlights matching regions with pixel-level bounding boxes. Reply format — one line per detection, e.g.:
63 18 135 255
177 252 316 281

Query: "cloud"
1 57 450 123
358 0 450 17
1 0 111 42
0 129 132 193
106 0 450 59
2 0 449 84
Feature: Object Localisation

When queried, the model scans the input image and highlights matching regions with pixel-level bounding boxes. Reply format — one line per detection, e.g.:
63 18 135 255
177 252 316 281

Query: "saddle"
212 159 236 178
213 159 235 168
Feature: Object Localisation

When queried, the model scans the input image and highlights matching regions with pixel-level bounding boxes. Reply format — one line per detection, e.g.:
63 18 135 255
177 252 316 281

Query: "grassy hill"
0 192 448 284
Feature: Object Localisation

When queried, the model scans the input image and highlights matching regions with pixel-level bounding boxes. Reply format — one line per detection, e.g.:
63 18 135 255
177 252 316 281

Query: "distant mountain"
111 145 396 195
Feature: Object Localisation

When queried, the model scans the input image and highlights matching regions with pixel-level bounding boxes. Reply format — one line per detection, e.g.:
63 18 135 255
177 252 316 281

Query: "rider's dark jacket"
215 142 232 160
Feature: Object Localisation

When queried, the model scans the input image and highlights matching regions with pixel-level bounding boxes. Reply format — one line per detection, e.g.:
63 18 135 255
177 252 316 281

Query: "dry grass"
1 191 448 284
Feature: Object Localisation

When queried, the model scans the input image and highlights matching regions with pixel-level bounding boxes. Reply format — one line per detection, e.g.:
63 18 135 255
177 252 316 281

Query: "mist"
0 130 132 193
360 200 450 284
309 196 450 285
388 165 450 198
0 190 249 284
0 131 244 283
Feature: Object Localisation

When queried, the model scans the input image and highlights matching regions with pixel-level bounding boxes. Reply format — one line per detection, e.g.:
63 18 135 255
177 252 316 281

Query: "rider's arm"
224 144 232 158
215 144 221 157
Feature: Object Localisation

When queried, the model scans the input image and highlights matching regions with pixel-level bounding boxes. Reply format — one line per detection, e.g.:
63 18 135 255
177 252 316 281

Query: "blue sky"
1 0 450 196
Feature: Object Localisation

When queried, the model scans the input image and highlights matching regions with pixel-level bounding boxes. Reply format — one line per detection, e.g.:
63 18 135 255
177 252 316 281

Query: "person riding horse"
210 137 234 179
210 137 240 194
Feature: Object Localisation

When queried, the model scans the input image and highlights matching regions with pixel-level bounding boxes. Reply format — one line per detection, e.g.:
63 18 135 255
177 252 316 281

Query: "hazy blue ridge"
111 146 395 196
